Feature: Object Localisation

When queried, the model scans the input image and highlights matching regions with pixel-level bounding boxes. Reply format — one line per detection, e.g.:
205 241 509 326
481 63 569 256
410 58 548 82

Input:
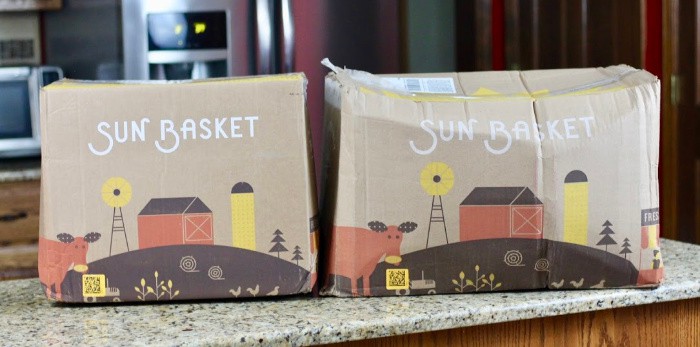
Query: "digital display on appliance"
148 11 227 51
0 80 32 139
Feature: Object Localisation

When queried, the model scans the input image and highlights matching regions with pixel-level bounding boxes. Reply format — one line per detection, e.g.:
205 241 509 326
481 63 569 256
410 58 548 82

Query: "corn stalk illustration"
452 265 502 292
134 271 180 301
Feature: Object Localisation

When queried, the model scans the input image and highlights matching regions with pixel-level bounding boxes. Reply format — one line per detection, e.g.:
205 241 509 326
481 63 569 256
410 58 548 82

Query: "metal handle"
256 0 273 75
280 0 294 72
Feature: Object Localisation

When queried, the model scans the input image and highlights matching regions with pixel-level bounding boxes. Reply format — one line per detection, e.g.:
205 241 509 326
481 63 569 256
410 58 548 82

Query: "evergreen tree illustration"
619 237 633 259
596 220 617 252
291 245 304 265
269 229 288 258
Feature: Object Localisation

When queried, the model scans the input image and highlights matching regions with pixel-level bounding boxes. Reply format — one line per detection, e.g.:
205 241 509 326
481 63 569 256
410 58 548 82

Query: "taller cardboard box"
321 64 662 297
39 74 318 302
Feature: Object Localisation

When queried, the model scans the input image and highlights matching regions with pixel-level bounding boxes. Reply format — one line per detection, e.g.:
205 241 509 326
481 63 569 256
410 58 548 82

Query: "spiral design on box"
208 266 224 280
503 250 524 267
179 256 198 272
534 258 550 272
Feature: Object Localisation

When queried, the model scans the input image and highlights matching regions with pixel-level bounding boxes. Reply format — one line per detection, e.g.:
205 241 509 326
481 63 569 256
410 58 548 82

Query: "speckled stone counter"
1 238 698 346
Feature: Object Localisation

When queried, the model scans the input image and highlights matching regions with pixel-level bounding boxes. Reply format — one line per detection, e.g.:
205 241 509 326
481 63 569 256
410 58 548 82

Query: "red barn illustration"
460 187 544 242
138 197 214 249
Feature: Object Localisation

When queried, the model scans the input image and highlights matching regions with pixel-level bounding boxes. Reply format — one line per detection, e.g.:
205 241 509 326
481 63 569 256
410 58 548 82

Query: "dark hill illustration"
329 239 639 296
60 245 310 303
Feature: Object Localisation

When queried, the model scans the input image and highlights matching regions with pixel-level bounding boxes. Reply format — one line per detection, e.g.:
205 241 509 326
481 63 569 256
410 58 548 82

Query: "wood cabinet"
329 298 700 347
0 180 40 279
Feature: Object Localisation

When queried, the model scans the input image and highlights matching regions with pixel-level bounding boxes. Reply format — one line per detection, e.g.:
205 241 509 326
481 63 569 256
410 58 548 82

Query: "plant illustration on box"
291 245 304 265
269 229 288 258
620 238 633 259
451 265 501 292
134 271 179 301
597 220 617 252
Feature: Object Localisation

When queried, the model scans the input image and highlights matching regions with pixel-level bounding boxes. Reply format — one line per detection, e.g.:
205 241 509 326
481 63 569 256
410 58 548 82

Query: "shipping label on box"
39 74 318 302
320 63 661 297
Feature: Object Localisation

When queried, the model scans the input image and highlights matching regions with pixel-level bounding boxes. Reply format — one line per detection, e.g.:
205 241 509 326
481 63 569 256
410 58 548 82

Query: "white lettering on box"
199 118 212 139
230 117 243 138
132 118 150 142
88 115 260 156
215 118 228 139
155 120 179 154
439 121 454 141
114 121 129 143
563 118 579 139
88 122 114 156
409 116 596 155
512 121 531 140
245 116 258 137
484 121 512 155
181 119 197 140
457 119 477 140
409 120 438 155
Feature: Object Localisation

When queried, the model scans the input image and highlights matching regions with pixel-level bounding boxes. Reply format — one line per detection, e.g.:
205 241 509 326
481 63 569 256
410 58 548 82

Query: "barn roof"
138 197 211 215
460 187 542 206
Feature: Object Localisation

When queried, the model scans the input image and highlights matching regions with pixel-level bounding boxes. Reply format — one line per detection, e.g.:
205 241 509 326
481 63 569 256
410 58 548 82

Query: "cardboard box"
39 74 318 302
320 63 662 297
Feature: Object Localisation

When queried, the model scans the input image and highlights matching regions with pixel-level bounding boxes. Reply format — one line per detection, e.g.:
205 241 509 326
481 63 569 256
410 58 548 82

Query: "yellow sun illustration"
101 177 132 208
420 162 454 196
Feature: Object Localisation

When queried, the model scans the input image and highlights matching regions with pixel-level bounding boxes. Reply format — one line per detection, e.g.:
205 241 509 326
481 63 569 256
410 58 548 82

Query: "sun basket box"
39 74 318 303
320 62 662 297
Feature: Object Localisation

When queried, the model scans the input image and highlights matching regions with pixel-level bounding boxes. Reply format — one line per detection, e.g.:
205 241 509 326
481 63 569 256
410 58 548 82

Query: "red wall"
460 206 511 241
460 205 544 241
138 214 213 249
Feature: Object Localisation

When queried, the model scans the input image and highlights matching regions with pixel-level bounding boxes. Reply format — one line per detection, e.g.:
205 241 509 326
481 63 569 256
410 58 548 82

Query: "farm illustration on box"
326 162 663 297
38 177 317 302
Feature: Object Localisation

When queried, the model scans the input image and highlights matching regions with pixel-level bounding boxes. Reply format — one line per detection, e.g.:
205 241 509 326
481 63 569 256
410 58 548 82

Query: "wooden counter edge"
327 298 700 346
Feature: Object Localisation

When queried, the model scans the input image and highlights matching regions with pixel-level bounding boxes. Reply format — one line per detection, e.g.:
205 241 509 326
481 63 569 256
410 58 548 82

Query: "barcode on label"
403 78 422 92
82 274 106 297
384 77 457 94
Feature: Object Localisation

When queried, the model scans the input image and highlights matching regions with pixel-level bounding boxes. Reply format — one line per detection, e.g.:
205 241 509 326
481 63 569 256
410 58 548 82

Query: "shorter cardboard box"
39 74 318 303
320 63 662 297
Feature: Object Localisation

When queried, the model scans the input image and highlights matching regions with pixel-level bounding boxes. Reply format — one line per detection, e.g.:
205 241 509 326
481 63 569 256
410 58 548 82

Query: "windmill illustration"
420 162 454 248
101 177 132 256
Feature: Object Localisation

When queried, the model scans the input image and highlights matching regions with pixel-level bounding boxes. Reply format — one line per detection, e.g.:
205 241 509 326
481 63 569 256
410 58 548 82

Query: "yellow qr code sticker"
386 269 409 290
82 274 106 297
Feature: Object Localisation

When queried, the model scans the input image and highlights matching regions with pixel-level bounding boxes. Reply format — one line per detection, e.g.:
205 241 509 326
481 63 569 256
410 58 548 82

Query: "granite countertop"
0 158 40 183
1 238 698 346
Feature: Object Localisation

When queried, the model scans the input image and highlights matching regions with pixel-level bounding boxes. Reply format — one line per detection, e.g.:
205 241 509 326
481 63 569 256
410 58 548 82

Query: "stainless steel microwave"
0 66 62 158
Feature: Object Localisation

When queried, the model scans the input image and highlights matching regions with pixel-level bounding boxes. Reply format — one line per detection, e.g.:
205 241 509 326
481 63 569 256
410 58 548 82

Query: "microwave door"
0 68 40 158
